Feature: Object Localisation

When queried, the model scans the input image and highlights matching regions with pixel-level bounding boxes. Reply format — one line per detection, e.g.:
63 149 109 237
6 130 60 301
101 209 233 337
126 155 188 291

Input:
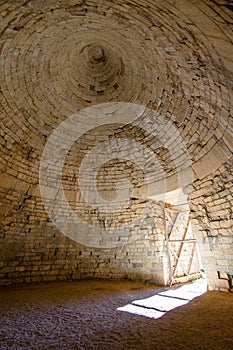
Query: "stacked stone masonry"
191 156 233 291
0 0 232 291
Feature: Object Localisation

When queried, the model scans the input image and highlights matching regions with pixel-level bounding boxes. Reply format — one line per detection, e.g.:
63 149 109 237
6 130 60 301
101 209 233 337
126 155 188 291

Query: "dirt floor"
0 279 232 350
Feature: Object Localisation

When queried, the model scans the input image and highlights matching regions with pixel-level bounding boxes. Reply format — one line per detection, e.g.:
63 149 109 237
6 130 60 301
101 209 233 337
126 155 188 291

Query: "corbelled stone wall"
191 157 233 291
0 198 169 286
0 0 232 290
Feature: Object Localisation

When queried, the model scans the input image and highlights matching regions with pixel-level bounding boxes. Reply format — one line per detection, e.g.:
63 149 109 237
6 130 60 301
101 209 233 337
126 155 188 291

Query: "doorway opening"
148 187 204 287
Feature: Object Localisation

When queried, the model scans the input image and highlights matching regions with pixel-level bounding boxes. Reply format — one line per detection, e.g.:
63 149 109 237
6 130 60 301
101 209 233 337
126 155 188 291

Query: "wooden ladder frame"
163 205 201 286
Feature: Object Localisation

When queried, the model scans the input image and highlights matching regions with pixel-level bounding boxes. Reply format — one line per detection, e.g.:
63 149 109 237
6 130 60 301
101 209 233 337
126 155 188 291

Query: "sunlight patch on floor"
117 278 207 319
117 304 166 319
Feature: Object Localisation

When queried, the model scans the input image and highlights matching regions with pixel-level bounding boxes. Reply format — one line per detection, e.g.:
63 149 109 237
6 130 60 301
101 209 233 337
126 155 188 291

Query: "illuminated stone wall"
191 157 233 291
0 197 169 286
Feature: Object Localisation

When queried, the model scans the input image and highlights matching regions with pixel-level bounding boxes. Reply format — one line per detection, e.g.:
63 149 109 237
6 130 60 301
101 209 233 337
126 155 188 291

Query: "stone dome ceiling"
0 0 232 247
1 1 232 183
0 0 232 287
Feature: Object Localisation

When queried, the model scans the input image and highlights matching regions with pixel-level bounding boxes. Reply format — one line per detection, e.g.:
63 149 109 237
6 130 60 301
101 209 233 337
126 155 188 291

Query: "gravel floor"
0 280 232 350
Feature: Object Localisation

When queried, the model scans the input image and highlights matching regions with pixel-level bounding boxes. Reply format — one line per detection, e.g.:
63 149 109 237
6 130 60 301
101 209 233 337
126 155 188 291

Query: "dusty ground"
0 280 232 350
